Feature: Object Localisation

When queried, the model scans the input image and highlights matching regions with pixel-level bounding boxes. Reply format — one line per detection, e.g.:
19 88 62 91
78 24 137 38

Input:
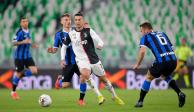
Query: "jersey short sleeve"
53 33 61 48
139 35 148 48
13 30 22 42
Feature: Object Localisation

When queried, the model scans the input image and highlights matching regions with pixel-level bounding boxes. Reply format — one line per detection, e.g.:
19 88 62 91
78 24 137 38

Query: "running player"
11 16 38 100
133 22 186 107
61 12 124 105
47 13 87 105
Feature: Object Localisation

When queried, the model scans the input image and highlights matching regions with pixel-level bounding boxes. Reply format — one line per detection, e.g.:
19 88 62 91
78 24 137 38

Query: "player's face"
20 19 28 29
181 39 186 45
61 16 71 28
140 27 149 35
74 16 84 28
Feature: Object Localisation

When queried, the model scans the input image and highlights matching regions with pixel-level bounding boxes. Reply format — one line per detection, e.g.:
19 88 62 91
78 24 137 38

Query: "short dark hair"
140 22 153 29
60 13 71 19
20 16 27 21
74 12 83 17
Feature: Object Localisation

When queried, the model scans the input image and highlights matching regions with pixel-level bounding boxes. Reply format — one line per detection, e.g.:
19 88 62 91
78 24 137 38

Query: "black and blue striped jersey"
140 31 177 63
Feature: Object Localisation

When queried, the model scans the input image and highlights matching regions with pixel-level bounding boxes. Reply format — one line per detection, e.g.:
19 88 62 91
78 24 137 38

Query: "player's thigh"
14 59 25 77
76 60 91 79
174 60 183 72
162 61 177 77
148 63 161 78
62 82 71 88
62 65 74 82
25 58 37 74
91 61 105 77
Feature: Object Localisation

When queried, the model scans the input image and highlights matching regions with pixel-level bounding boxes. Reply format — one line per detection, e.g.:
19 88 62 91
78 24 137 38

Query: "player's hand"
60 60 66 68
23 38 31 44
47 47 53 53
132 64 140 70
32 43 38 48
96 45 102 50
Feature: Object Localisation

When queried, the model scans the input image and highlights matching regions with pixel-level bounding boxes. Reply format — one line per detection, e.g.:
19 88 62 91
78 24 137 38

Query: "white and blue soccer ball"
38 94 52 107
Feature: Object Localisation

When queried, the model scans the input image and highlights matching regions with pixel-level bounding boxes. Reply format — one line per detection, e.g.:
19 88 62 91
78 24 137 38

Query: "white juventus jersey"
61 28 104 64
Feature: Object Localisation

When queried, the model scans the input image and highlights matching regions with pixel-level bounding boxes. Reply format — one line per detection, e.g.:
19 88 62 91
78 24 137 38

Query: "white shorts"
76 59 91 70
76 59 105 77
91 61 105 77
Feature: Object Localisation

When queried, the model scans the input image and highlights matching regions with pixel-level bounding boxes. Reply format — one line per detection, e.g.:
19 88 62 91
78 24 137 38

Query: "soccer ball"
38 94 52 107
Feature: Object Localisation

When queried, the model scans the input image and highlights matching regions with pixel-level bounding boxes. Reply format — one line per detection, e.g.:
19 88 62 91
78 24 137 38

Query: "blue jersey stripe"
147 35 162 63
162 33 176 61
14 30 32 59
153 34 170 61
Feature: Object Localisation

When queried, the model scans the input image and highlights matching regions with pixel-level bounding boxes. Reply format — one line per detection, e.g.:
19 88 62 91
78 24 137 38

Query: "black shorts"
149 61 177 78
61 64 80 82
14 58 35 72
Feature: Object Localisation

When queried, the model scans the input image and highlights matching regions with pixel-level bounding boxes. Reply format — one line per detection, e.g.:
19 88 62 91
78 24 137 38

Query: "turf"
0 89 193 112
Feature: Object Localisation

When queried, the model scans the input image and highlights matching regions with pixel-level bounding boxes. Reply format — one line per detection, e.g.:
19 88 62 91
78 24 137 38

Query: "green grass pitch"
0 89 193 112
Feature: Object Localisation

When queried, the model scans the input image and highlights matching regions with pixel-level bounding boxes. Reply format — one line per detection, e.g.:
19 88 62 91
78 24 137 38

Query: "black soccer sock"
79 93 85 100
169 80 181 95
138 89 148 102
12 84 17 92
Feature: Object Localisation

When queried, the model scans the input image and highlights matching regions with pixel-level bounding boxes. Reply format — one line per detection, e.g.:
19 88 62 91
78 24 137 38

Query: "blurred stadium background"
0 0 194 90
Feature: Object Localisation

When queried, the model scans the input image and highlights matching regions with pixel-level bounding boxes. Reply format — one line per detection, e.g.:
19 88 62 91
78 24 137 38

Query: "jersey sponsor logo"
160 52 174 57
83 33 87 38
72 33 76 39
74 40 88 46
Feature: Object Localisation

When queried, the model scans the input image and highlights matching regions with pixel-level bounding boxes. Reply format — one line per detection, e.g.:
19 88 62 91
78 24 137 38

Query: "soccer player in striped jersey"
47 14 87 106
133 22 186 108
61 12 124 105
11 16 38 100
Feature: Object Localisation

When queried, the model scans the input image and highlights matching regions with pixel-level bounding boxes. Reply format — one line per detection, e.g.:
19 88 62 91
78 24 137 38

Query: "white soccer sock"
87 78 102 97
105 80 117 98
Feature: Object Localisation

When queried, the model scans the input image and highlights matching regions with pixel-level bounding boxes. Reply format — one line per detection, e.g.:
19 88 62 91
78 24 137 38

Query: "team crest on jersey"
83 33 87 38
72 33 76 39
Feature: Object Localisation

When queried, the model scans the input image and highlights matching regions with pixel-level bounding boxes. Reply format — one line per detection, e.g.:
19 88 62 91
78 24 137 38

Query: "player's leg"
55 65 73 89
173 60 182 80
25 58 38 77
182 66 191 87
92 61 124 105
135 70 154 107
11 59 24 100
99 76 125 105
74 64 87 105
80 67 105 105
79 75 87 105
163 61 186 107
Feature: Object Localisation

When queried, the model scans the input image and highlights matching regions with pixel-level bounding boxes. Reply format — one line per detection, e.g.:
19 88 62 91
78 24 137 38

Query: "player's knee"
62 82 70 88
99 76 107 83
31 68 38 75
146 74 154 81
80 68 91 79
79 76 85 83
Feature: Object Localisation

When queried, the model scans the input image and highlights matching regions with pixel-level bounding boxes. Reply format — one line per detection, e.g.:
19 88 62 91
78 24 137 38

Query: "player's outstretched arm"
90 29 104 50
60 44 67 68
47 47 58 54
133 47 146 69
13 38 31 46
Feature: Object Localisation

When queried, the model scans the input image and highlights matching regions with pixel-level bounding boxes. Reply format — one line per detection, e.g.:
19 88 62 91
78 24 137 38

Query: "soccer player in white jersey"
61 12 124 105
